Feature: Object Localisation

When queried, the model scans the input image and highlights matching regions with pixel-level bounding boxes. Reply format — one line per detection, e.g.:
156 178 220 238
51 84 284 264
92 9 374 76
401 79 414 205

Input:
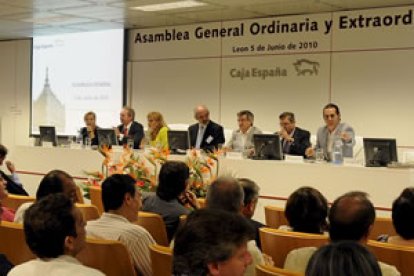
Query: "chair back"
149 244 172 276
2 194 35 211
89 186 103 215
256 264 303 276
75 185 85 204
0 221 35 265
76 203 100 221
77 237 136 276
368 240 414 276
369 217 397 240
136 211 169 246
264 206 288 229
260 227 328 268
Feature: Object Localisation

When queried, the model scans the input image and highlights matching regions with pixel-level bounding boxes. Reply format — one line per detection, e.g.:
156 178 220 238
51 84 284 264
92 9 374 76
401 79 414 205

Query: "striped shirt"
86 213 155 276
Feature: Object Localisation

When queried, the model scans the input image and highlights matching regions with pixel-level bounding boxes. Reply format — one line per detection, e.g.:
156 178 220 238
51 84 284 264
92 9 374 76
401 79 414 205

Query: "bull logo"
293 59 319 76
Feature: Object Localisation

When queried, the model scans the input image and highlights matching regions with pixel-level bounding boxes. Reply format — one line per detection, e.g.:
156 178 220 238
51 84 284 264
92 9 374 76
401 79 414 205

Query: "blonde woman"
146 112 169 149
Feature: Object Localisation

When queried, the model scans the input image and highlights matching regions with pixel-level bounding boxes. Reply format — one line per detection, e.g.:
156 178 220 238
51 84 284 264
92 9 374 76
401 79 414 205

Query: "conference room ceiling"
0 0 413 40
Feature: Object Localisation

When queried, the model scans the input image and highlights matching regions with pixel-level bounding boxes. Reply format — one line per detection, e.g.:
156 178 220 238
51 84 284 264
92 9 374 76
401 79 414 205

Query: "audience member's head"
329 191 375 242
173 209 254 276
101 174 141 222
156 161 189 201
0 144 8 165
239 178 260 219
36 170 77 203
24 193 86 258
392 187 414 240
306 241 381 276
206 177 244 213
285 186 328 234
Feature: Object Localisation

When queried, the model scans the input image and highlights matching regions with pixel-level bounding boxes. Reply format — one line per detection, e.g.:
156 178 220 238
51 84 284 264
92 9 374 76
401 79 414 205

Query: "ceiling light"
131 0 206 12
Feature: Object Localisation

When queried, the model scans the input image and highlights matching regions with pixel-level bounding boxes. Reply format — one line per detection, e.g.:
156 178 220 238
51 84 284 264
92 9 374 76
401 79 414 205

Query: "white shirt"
13 202 33 224
8 255 104 276
86 213 155 276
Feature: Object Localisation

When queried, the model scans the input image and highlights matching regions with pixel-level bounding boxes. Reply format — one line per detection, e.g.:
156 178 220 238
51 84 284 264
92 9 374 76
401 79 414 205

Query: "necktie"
195 126 205 149
283 139 291 154
124 127 128 136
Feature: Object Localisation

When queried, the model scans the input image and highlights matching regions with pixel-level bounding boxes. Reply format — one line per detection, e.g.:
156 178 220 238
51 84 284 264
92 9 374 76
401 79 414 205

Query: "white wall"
128 5 414 154
0 40 31 150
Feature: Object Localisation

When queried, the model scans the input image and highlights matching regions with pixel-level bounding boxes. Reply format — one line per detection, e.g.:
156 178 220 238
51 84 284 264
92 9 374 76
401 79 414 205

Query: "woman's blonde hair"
147 111 167 140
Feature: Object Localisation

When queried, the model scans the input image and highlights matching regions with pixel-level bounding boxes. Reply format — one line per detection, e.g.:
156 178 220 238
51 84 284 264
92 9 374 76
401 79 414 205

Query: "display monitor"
168 130 190 154
252 134 283 160
39 126 58 146
363 138 398 167
97 128 118 147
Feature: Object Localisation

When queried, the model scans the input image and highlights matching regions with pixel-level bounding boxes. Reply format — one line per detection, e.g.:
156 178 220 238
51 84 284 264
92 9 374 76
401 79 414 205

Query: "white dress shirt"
8 255 104 276
86 213 155 276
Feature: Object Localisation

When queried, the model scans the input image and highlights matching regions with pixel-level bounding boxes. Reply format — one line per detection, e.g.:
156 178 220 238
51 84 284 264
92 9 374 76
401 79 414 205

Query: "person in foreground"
0 144 28 196
142 161 198 241
8 194 104 276
14 170 78 223
0 174 15 222
281 186 328 234
86 174 155 276
173 208 254 276
115 106 144 149
306 103 355 160
205 177 264 276
239 178 265 249
284 191 400 276
189 105 225 152
306 241 382 276
79 111 99 146
378 187 414 246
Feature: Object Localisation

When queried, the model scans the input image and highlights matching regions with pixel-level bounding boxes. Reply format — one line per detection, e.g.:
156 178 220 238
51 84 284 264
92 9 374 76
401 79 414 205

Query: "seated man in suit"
239 178 265 250
226 110 262 157
306 103 355 161
278 112 311 157
115 106 144 149
205 177 264 276
9 194 103 276
188 105 225 152
0 144 28 196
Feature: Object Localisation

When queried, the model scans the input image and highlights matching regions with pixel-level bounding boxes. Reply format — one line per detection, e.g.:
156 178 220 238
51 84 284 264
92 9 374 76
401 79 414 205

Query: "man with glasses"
306 103 355 160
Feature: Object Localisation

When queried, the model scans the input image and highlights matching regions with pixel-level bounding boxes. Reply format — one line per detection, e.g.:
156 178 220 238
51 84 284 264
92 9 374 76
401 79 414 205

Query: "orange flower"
136 181 145 187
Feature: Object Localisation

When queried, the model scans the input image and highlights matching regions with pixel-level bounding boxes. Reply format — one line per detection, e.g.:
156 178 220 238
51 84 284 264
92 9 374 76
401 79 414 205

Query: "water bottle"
332 140 343 164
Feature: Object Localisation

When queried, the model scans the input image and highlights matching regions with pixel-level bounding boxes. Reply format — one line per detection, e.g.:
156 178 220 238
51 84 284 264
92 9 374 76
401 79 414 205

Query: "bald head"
206 177 244 213
194 105 210 125
329 191 375 242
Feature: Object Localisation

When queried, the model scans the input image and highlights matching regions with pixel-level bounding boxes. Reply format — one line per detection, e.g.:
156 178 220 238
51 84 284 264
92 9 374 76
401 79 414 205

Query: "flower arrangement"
81 146 169 198
185 149 223 197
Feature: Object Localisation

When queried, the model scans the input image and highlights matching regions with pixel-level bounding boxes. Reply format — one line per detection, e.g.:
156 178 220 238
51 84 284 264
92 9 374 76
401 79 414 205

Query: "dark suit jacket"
0 170 28 196
188 120 225 152
247 218 265 250
281 127 311 157
117 121 144 149
80 127 99 146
